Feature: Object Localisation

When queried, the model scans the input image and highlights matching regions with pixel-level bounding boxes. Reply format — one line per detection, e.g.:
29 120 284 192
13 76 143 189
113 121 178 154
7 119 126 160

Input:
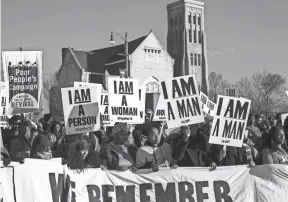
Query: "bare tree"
42 72 57 102
208 72 229 102
252 70 286 115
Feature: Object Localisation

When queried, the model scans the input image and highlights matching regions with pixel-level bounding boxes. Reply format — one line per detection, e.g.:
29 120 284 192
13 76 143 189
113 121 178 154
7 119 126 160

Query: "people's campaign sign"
160 75 205 128
209 96 251 147
108 77 144 124
2 51 42 114
61 86 101 135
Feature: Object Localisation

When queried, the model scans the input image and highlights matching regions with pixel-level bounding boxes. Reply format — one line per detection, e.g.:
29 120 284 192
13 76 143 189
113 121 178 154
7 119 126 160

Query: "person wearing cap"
9 119 33 161
66 136 101 173
100 122 135 171
30 134 53 160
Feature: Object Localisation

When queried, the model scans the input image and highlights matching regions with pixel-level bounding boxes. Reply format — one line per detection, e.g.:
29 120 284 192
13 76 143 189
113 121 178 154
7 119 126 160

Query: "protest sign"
61 86 101 135
160 75 204 128
281 113 288 126
153 94 166 121
2 51 42 114
108 77 144 124
225 88 238 97
0 82 9 127
100 90 114 126
199 91 209 114
31 110 42 121
206 99 216 116
209 96 251 147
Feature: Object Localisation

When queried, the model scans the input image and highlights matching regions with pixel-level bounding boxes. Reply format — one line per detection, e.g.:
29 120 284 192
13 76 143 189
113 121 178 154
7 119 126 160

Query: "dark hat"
43 113 52 122
9 115 21 124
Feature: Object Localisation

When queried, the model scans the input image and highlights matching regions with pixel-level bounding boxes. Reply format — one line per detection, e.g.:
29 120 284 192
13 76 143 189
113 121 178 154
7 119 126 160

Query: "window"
178 15 181 26
193 29 197 43
190 53 194 65
170 18 173 27
198 54 201 66
198 16 201 26
193 14 196 25
194 53 197 66
175 30 178 44
174 18 177 27
188 29 192 42
198 30 202 44
188 13 192 24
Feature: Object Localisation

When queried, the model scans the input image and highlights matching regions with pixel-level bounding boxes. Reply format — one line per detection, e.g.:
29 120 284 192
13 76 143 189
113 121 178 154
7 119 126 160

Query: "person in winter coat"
168 125 216 169
246 114 262 151
1 146 11 166
10 120 32 161
100 123 135 171
66 137 101 173
2 115 21 152
135 122 177 172
30 134 53 160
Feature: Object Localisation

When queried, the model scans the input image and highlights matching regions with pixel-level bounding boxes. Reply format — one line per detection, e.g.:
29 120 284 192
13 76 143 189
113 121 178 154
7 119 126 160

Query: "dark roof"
88 34 148 73
73 50 88 70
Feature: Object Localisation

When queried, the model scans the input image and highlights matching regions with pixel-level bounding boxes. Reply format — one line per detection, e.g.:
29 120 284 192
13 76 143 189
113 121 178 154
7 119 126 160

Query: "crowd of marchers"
1 110 288 173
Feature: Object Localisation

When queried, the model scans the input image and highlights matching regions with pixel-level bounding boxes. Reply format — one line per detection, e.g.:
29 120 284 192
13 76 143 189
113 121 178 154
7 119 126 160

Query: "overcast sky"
2 0 288 83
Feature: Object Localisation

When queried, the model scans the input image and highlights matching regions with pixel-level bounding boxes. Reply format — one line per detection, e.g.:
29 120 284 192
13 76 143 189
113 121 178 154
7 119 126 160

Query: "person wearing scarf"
135 122 177 172
66 136 101 173
100 122 135 171
30 134 53 160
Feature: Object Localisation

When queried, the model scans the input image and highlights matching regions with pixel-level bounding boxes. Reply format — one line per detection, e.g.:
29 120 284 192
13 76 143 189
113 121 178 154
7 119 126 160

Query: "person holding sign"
135 122 177 171
262 125 288 164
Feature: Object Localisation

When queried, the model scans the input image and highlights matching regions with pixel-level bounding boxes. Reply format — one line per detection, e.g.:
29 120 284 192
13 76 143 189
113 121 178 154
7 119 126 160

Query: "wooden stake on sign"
18 47 25 136
160 121 166 136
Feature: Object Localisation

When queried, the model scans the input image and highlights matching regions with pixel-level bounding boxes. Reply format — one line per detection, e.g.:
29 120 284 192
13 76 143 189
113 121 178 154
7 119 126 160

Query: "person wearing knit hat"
66 136 101 173
30 134 53 160
43 113 52 123
100 122 135 171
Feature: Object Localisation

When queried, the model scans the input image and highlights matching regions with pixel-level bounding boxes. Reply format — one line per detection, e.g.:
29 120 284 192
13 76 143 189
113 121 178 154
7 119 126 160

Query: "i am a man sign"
209 96 251 147
160 75 205 128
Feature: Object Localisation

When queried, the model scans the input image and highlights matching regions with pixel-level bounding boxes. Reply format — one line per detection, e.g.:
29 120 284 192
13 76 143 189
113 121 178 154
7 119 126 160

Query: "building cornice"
167 0 204 9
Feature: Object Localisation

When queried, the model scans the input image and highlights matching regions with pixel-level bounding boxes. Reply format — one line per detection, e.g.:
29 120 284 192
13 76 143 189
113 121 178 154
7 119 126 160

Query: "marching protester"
135 122 177 171
66 136 101 173
30 134 53 160
100 123 135 171
262 125 288 164
9 120 33 161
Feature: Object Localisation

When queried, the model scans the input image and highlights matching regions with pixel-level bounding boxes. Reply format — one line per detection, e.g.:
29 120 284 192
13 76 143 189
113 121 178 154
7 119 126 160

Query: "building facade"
167 0 209 93
50 31 174 118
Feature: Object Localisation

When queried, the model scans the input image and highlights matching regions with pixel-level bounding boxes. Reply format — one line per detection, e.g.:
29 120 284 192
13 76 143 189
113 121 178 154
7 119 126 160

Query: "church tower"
167 0 209 94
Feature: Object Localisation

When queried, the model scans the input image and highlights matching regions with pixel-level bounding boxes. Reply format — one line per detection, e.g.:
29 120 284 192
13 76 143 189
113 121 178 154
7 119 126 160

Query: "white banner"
209 96 251 147
160 75 205 128
2 161 288 202
108 77 144 124
2 51 43 114
61 86 101 135
225 88 238 97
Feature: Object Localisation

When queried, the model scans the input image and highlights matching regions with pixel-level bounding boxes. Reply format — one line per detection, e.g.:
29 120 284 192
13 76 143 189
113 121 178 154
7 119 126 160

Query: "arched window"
146 82 160 93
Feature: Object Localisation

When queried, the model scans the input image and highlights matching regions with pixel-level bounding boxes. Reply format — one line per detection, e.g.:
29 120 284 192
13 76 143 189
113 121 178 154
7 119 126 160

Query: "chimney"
62 48 69 63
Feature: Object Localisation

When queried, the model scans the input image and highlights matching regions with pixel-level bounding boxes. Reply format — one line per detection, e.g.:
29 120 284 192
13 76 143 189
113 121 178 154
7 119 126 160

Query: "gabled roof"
88 32 150 73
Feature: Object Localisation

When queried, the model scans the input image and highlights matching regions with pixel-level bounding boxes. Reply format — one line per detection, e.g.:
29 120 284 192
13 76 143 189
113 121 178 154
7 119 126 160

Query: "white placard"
108 77 144 124
160 75 205 128
153 94 166 121
61 86 101 135
209 95 251 147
